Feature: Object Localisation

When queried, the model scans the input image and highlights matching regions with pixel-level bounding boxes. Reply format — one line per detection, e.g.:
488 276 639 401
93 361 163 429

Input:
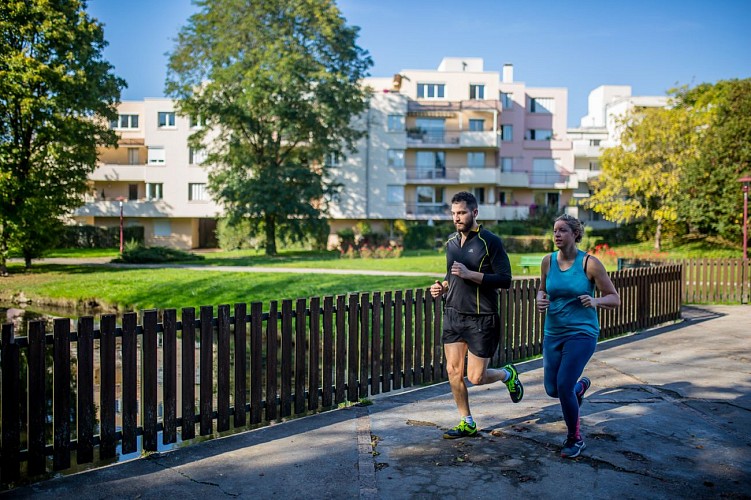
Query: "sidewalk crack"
146 455 240 497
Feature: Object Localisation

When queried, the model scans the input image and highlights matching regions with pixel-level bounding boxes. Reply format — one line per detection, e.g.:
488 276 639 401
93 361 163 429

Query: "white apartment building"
73 98 221 249
567 85 669 228
327 57 576 237
73 58 602 249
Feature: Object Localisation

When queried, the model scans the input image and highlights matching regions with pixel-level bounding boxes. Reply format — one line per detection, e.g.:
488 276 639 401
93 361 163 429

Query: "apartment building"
567 85 669 228
73 58 589 249
326 57 576 237
73 98 221 249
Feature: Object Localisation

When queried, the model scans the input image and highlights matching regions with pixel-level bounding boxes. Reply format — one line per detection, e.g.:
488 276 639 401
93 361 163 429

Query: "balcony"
477 204 532 221
405 166 457 183
91 163 148 182
404 203 450 219
73 199 173 218
529 171 577 189
406 129 499 148
459 166 499 184
498 171 530 188
573 143 602 157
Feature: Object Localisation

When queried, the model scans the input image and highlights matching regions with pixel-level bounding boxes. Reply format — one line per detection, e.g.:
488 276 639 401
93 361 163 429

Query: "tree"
0 0 124 274
673 80 751 243
584 105 700 251
166 0 372 255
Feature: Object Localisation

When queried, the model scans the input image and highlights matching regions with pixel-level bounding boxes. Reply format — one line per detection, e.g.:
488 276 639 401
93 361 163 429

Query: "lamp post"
119 199 124 255
740 176 751 261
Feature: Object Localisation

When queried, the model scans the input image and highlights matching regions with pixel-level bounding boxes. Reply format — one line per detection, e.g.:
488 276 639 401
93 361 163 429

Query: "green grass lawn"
2 238 740 313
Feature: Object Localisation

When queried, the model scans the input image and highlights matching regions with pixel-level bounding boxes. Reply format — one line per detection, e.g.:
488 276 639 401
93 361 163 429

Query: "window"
501 125 513 142
473 187 485 205
157 112 176 128
532 158 557 184
128 184 138 201
188 183 208 201
147 146 165 164
324 152 341 167
127 148 140 165
467 152 485 168
190 115 204 129
468 119 484 132
153 220 171 237
189 147 207 165
387 149 404 167
469 84 485 100
146 183 163 200
589 139 601 146
416 186 443 204
501 92 513 110
589 161 600 171
387 185 404 204
530 97 555 113
417 83 445 99
498 190 512 205
500 157 513 172
528 129 553 140
387 114 405 132
415 118 445 142
416 151 445 178
110 114 139 129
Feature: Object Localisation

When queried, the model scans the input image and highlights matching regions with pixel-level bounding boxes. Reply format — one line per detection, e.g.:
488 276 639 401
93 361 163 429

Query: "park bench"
520 255 542 274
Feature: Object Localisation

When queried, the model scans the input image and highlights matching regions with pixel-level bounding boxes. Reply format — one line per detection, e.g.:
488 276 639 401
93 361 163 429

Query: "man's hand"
430 280 446 298
450 262 471 279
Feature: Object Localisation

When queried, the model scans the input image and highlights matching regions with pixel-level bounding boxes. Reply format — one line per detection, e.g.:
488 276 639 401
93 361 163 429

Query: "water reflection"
0 302 129 336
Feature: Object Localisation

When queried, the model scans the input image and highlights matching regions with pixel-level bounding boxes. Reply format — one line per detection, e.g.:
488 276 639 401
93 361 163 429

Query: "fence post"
1 324 20 484
53 318 71 471
27 321 46 476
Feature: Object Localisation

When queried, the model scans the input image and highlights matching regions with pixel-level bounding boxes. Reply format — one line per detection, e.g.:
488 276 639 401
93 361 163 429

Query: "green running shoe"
503 364 524 403
443 420 477 439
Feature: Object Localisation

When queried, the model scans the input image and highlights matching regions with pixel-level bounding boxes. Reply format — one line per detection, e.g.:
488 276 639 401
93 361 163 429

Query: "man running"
430 191 523 439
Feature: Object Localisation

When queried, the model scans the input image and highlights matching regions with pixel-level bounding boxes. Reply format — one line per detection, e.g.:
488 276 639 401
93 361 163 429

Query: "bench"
519 256 542 274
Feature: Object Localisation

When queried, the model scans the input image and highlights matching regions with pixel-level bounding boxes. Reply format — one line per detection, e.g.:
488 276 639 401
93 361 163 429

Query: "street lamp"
740 176 751 261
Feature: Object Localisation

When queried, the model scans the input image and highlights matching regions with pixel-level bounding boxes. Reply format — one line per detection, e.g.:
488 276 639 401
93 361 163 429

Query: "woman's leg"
542 336 563 398
557 335 597 439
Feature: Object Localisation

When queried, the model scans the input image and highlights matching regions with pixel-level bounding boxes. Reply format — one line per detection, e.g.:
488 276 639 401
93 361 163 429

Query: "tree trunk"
264 213 277 256
24 251 32 269
0 229 8 276
654 218 662 252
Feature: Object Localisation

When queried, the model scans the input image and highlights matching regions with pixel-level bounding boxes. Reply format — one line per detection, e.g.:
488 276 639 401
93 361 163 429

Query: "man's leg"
444 341 470 417
465 352 505 386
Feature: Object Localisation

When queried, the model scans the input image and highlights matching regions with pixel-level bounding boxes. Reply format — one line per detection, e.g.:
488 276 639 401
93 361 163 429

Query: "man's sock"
501 368 511 382
463 415 475 426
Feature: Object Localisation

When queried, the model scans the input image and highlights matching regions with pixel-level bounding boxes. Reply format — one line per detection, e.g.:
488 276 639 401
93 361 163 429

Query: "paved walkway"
15 257 444 278
5 305 751 499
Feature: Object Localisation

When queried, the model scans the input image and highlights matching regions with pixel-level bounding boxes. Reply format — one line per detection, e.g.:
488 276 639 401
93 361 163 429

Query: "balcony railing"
406 129 499 148
404 203 450 217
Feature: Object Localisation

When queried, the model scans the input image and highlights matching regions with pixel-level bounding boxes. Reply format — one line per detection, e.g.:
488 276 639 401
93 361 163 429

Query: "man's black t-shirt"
443 225 512 315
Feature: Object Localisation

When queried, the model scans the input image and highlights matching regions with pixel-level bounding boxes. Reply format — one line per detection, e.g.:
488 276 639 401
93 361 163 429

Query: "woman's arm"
583 256 620 310
536 254 551 312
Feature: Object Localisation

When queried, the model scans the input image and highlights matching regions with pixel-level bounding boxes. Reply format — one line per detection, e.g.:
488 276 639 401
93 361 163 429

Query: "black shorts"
442 308 500 359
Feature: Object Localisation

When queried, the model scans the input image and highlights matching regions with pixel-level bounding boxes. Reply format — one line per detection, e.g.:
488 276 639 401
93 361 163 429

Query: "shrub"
115 244 205 263
403 224 438 250
501 235 553 253
60 225 144 248
216 218 256 250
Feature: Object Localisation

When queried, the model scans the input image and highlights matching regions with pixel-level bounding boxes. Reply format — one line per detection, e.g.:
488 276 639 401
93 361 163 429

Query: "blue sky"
87 0 751 127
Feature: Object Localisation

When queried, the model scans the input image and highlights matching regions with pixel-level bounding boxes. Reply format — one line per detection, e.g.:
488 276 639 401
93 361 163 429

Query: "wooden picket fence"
619 258 750 304
0 265 682 484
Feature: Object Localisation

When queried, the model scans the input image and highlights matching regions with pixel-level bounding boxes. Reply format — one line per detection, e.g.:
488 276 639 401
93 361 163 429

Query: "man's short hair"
451 191 478 211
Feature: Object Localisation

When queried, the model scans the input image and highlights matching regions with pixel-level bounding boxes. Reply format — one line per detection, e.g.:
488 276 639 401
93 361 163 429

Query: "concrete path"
15 257 444 278
5 305 751 499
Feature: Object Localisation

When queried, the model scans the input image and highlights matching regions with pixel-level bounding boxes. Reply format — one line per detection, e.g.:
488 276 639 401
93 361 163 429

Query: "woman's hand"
536 292 550 312
578 294 598 308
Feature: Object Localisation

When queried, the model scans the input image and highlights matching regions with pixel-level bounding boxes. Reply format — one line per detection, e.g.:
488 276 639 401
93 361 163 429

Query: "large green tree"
674 80 751 243
165 0 372 255
584 105 700 250
0 0 124 274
